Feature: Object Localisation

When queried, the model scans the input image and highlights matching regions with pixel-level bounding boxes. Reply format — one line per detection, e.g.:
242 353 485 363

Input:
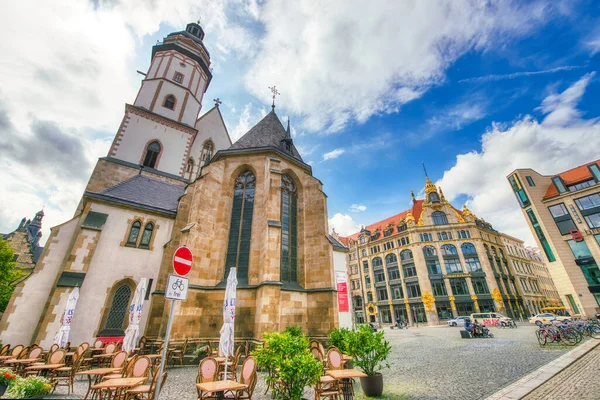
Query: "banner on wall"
336 271 349 312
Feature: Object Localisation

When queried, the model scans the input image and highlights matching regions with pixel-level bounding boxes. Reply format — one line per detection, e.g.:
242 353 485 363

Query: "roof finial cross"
268 86 280 111
213 98 222 107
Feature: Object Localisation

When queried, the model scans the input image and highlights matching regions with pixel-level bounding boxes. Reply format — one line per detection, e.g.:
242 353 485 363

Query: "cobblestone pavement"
522 342 600 400
47 324 569 400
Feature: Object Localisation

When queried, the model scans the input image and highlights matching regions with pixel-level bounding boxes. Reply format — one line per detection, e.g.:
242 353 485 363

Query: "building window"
126 221 142 246
464 257 482 273
173 72 184 83
450 278 469 296
363 260 369 272
400 250 413 262
385 253 398 266
445 258 463 274
365 276 371 288
280 175 298 284
432 211 448 225
186 158 194 173
589 164 600 182
431 280 447 296
526 176 536 187
548 203 578 235
575 193 600 228
372 257 383 268
472 278 489 294
403 264 417 278
423 246 437 257
552 176 567 194
595 234 600 247
428 192 440 203
566 240 600 285
458 230 470 239
387 266 401 281
360 236 367 245
398 222 407 232
426 259 442 275
163 95 176 110
526 209 556 262
509 175 531 208
100 283 132 336
142 141 161 168
379 308 392 323
367 292 373 302
376 288 388 301
420 233 433 242
138 222 154 249
461 243 476 255
391 285 403 299
441 244 458 256
225 171 255 283
362 249 367 257
406 282 421 298
374 270 386 283
436 301 453 320
201 140 214 163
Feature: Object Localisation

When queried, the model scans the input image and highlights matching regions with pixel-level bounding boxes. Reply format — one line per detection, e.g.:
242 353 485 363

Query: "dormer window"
163 95 176 110
173 72 184 84
428 192 440 203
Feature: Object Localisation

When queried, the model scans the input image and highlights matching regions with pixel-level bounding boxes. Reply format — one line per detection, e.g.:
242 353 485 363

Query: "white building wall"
0 218 79 346
333 250 352 329
113 115 191 176
190 108 232 162
65 203 174 346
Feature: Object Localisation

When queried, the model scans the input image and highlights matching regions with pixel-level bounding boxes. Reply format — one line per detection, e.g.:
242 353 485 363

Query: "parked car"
447 316 470 327
529 313 571 325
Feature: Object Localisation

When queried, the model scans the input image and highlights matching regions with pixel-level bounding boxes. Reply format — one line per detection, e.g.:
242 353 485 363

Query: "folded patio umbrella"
53 287 80 347
219 267 237 380
123 278 147 353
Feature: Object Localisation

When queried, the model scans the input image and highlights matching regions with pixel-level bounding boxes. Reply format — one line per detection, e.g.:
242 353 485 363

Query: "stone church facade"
0 22 339 348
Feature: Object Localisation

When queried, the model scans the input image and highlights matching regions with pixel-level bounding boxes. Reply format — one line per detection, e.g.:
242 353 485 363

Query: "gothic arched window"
281 175 298 284
163 95 176 110
126 221 142 246
400 249 413 262
142 141 161 169
441 244 458 256
99 282 133 336
432 211 448 225
186 158 194 173
201 140 214 162
423 246 437 257
372 257 383 268
139 222 154 249
225 171 255 283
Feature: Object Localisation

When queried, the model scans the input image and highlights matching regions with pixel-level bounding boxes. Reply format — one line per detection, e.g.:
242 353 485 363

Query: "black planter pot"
360 373 384 397
0 383 6 397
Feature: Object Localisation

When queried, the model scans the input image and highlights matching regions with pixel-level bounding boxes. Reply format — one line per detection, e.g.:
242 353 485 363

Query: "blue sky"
1 0 600 246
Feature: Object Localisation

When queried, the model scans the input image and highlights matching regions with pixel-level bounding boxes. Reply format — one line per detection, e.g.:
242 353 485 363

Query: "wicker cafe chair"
224 356 257 400
28 347 43 360
0 344 9 356
9 344 24 358
168 338 188 367
102 351 129 381
17 346 30 360
93 339 103 349
51 351 82 394
219 347 242 381
196 357 218 400
326 347 343 371
125 368 167 400
128 356 151 379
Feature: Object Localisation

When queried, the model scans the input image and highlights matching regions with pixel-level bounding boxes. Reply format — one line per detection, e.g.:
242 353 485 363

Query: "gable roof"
228 111 303 161
543 160 600 199
195 105 232 146
341 200 425 242
86 175 184 214
328 234 349 252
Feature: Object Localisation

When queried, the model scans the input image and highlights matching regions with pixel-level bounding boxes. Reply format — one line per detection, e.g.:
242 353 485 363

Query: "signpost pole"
154 299 176 400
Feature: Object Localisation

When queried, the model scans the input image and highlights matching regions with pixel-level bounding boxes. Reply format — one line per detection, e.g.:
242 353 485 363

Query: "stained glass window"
281 175 298 283
102 284 132 334
224 171 255 283
126 221 141 246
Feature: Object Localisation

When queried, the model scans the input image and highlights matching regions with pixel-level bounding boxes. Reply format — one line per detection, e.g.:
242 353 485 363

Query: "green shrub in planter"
328 327 352 354
193 345 209 363
347 324 391 376
283 325 303 337
3 376 52 399
253 331 322 400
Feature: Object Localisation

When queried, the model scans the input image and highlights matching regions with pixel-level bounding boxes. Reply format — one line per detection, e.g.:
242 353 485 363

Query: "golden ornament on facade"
470 294 478 301
417 215 424 226
491 288 504 304
421 292 435 312
448 295 455 302
366 302 377 316
424 176 437 194
403 298 409 304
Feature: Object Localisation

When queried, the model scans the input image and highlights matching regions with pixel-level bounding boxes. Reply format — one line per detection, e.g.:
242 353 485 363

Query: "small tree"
328 327 351 354
347 324 391 376
253 331 322 400
0 238 25 313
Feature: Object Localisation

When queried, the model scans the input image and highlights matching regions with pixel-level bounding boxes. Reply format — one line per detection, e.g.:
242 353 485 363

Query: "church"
0 22 342 347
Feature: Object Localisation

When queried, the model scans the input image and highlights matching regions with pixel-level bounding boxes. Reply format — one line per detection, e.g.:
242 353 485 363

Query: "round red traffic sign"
173 246 193 276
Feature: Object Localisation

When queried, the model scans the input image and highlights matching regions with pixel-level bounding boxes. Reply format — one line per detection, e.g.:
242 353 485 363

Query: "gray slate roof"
328 235 348 252
229 111 303 161
99 175 184 213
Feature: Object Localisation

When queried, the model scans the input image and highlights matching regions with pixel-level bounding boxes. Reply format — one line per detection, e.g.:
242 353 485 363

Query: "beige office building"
508 159 600 317
500 234 562 315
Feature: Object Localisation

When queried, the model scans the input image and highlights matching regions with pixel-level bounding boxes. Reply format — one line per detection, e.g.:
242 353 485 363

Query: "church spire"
286 117 291 139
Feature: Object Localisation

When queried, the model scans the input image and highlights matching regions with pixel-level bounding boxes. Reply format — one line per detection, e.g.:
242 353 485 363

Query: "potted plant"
347 324 391 397
193 345 209 363
2 376 52 399
253 330 322 400
0 368 16 396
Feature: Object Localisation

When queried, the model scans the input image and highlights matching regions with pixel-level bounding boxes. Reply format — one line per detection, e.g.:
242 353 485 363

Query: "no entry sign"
173 246 193 276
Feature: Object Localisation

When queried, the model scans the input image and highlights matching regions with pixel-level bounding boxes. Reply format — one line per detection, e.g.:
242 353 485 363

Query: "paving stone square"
47 324 570 400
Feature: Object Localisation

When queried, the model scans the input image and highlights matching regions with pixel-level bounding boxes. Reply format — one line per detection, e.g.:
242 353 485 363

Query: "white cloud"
227 102 268 142
329 213 361 236
458 65 584 83
584 27 600 55
322 148 345 161
437 73 599 246
348 204 367 213
244 0 558 133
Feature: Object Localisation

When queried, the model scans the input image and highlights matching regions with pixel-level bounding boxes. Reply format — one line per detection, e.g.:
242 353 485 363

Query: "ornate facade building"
340 176 558 326
508 159 600 317
0 22 339 347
